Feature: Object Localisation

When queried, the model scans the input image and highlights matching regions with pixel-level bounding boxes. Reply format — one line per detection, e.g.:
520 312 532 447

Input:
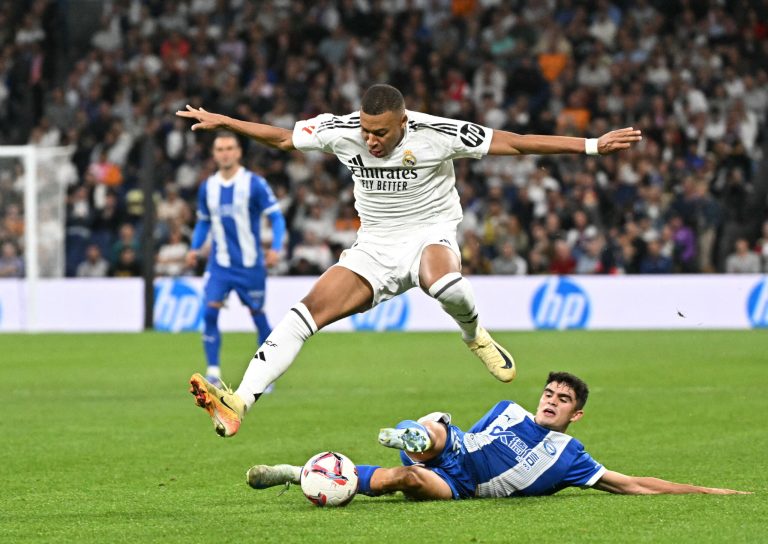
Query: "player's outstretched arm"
487 127 641 156
175 105 295 151
593 470 750 495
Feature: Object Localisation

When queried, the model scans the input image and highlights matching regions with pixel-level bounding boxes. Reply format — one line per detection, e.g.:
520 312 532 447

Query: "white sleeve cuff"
583 465 607 487
262 203 281 215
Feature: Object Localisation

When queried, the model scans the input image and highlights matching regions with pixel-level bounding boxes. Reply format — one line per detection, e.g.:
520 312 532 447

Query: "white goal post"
0 145 74 330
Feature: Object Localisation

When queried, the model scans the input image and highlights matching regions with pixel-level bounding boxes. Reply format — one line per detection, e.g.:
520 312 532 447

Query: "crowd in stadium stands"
0 0 767 279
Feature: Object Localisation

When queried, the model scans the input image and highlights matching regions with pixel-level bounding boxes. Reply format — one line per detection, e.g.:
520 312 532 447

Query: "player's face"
534 381 583 432
212 136 242 170
359 109 407 158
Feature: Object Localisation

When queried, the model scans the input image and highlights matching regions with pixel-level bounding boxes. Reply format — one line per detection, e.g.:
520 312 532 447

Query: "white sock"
206 366 221 379
428 272 479 341
236 303 317 410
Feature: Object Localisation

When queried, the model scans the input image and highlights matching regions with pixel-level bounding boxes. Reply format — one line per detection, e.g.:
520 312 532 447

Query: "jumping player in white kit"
176 84 642 438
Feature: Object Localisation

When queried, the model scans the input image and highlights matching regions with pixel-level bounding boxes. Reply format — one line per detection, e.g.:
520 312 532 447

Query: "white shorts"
335 222 461 306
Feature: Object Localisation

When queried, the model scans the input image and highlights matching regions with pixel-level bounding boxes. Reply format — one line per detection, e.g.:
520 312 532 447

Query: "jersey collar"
216 166 244 186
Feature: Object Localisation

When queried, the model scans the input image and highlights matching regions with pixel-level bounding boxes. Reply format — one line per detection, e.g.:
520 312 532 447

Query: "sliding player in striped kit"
186 132 285 387
177 85 641 437
247 372 747 498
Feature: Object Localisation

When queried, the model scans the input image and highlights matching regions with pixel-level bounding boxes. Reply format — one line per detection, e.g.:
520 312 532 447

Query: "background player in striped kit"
177 85 642 438
186 132 285 387
247 372 747 498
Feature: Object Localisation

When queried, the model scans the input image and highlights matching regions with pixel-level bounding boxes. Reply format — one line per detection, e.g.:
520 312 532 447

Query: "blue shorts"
399 425 475 499
204 265 267 313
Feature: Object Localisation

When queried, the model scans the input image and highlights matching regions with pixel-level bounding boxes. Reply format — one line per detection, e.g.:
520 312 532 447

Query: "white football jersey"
292 110 493 233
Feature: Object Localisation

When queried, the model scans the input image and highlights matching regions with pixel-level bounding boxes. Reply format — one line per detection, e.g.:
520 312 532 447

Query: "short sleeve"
251 174 280 215
448 120 493 159
562 448 606 488
410 112 492 160
292 113 335 153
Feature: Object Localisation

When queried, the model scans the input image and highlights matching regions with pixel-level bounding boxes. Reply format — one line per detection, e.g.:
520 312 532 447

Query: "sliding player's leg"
244 462 452 500
378 419 448 458
246 464 301 489
367 466 454 500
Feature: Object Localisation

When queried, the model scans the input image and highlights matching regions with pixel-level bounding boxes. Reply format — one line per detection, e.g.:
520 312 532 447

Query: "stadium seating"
0 0 766 277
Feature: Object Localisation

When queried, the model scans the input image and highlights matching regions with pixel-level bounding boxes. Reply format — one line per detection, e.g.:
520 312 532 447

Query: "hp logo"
351 294 409 331
746 278 768 328
531 277 590 330
154 279 203 332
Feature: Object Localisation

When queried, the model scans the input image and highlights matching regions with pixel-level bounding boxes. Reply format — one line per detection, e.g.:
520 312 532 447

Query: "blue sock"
356 465 381 496
203 305 221 367
251 310 272 345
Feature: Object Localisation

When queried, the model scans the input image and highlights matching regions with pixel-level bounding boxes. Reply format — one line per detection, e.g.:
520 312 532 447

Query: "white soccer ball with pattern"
300 451 359 507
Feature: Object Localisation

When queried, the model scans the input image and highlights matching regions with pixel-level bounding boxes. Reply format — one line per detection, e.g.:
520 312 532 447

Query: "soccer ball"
300 451 359 507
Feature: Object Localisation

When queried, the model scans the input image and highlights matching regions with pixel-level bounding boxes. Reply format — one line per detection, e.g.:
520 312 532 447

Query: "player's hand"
597 127 642 154
185 249 199 269
264 249 280 268
175 105 225 131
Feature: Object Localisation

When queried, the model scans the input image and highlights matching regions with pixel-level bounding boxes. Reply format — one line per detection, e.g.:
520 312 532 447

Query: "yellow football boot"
465 327 516 382
189 373 245 437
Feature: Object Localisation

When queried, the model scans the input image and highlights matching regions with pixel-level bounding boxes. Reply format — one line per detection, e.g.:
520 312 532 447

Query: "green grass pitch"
2 330 766 543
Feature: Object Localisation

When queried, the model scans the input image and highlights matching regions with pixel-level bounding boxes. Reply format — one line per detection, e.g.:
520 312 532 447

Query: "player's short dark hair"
361 84 405 115
213 131 240 147
546 371 589 410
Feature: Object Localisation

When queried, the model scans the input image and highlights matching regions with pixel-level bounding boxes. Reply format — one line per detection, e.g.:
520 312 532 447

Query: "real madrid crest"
402 150 417 167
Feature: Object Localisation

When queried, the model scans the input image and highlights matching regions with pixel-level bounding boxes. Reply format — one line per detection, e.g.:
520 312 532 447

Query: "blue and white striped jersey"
461 400 605 497
195 167 280 269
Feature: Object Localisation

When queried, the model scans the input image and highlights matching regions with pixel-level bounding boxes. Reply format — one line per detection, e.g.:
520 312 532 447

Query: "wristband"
585 138 599 155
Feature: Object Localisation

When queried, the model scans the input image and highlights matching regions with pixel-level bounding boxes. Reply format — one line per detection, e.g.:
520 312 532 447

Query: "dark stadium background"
0 0 766 297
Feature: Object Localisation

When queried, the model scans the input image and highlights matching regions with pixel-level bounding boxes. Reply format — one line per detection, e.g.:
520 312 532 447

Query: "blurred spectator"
549 239 576 275
639 236 673 274
0 241 24 277
290 230 333 275
91 191 125 255
302 203 335 243
491 241 527 275
157 184 192 231
725 238 761 274
86 152 123 190
76 244 109 278
2 203 24 241
575 230 606 274
535 25 571 83
64 186 94 276
505 215 530 256
155 227 189 277
330 203 360 249
472 59 506 107
111 223 139 265
461 230 491 275
110 247 141 277
668 215 698 273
